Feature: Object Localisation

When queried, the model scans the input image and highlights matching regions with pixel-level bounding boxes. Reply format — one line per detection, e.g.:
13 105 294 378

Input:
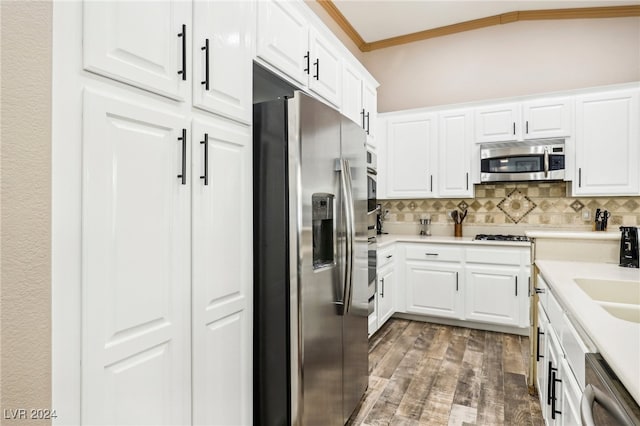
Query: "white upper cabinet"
256 0 309 86
363 81 378 143
341 62 363 126
574 89 639 196
438 109 473 197
475 103 521 143
308 28 342 107
342 62 378 145
522 98 572 139
385 114 437 198
192 0 252 124
83 1 190 100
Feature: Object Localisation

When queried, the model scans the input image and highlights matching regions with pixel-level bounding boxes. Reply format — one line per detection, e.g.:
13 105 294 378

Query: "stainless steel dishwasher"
581 353 640 425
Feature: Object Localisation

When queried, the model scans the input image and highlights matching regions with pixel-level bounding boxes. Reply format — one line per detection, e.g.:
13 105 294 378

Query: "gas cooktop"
474 234 531 242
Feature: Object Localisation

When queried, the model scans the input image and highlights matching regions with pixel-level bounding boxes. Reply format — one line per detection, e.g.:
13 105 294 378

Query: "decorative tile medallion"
457 200 469 211
570 200 585 212
497 189 537 224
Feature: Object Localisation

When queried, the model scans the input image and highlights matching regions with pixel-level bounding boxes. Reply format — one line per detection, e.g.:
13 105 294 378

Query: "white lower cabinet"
377 266 395 327
80 91 252 424
537 273 594 426
405 262 463 319
464 265 521 327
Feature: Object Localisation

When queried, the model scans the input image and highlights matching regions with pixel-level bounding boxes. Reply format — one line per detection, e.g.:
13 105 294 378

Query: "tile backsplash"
380 182 640 229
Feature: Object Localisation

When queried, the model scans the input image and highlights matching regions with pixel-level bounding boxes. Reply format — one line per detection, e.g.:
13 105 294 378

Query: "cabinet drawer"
561 313 593 389
547 289 565 339
405 244 463 262
561 357 583 426
466 247 525 265
377 246 395 269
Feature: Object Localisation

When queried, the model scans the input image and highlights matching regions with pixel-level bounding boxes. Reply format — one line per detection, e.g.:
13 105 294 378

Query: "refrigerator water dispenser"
312 193 335 268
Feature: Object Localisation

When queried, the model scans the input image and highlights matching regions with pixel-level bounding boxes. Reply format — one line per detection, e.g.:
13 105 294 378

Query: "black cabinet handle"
365 112 370 135
578 168 582 187
177 24 186 81
513 122 516 135
313 58 319 80
361 109 366 129
456 271 459 291
551 370 562 419
386 255 392 259
536 327 545 361
381 277 385 297
430 175 433 192
177 128 186 185
515 276 518 296
535 287 546 294
526 120 529 134
200 133 209 186
304 51 310 74
466 172 469 190
201 38 209 90
547 362 554 405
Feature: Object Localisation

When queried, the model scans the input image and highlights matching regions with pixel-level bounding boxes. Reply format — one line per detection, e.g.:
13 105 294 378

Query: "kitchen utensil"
460 209 468 223
451 210 459 223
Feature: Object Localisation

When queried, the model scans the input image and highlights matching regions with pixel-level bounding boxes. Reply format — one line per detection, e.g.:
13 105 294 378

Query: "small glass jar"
419 218 431 236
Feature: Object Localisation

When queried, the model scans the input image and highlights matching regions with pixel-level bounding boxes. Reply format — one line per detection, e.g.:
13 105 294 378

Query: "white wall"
362 17 640 112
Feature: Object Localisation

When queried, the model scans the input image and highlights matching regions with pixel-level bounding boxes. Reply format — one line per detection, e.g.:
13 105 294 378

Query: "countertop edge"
525 230 620 240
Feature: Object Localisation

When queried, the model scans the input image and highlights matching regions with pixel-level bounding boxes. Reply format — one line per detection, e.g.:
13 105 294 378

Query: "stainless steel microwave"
480 139 566 183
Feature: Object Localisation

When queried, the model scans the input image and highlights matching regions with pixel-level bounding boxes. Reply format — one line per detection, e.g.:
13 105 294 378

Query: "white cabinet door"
192 0 252 124
522 98 572 139
342 63 363 126
574 89 639 196
560 359 583 426
377 266 395 328
535 305 549 414
82 90 191 425
256 0 309 86
308 28 341 107
83 1 190 100
438 109 473 197
363 81 377 143
546 330 564 425
464 265 521 327
191 118 252 425
405 262 462 319
475 103 521 143
386 114 436 198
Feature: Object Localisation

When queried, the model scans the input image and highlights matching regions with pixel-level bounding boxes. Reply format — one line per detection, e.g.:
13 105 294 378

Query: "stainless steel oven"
480 139 565 182
367 150 378 240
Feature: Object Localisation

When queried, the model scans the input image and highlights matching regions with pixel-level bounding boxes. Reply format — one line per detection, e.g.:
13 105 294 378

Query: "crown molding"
316 3 640 52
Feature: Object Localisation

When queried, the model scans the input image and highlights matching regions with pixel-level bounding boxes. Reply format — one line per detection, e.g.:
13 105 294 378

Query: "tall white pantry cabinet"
52 1 252 424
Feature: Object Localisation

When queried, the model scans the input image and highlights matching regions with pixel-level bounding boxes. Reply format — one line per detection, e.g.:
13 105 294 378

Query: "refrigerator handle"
338 158 352 315
344 159 356 314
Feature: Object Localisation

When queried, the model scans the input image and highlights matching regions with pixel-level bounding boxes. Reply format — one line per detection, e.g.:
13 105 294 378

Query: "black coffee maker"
619 226 639 268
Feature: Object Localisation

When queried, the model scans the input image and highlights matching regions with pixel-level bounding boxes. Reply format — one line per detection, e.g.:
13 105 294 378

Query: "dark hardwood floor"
348 318 544 426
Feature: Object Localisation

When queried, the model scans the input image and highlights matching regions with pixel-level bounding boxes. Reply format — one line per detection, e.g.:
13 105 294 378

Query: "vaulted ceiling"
317 0 640 51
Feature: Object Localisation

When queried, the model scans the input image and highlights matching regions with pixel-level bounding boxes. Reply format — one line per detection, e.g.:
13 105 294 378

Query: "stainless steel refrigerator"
253 91 368 426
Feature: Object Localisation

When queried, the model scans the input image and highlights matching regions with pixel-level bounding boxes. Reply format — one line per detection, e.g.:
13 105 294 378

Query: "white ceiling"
332 0 640 42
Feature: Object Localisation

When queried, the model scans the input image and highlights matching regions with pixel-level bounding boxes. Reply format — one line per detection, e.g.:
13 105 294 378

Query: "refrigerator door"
340 116 369 423
291 92 344 426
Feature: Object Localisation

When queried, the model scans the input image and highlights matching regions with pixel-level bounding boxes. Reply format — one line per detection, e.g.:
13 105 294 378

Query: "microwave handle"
580 384 630 426
543 148 549 178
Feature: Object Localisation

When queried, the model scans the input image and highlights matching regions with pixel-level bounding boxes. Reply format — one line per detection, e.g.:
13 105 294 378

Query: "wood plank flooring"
348 319 544 426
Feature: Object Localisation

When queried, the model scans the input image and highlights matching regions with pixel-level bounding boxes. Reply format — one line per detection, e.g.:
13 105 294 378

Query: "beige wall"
1 1 52 424
362 17 640 112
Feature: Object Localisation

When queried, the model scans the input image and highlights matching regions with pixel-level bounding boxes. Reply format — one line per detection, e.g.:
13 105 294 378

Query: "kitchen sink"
600 303 640 324
574 278 640 305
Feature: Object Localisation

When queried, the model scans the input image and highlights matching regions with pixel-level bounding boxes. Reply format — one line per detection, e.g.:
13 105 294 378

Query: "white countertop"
375 234 531 249
536 260 640 405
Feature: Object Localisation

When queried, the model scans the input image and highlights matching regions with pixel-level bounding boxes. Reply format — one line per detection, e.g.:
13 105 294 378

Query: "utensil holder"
454 223 462 237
